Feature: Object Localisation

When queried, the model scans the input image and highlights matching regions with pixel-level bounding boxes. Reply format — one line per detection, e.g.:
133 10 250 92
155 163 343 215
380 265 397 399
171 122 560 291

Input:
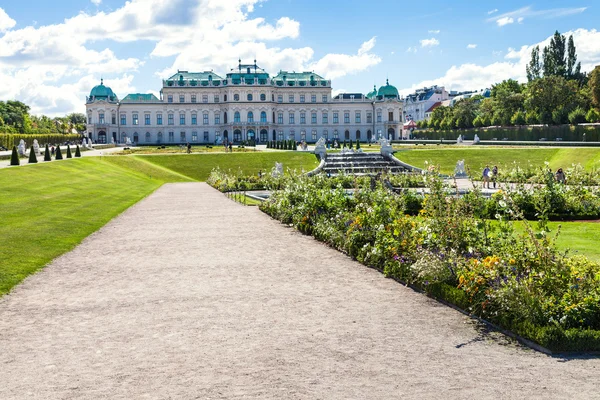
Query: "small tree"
586 108 600 123
356 139 360 149
75 145 82 157
525 111 539 125
28 146 37 163
44 144 51 161
10 146 20 166
55 145 63 160
66 145 72 158
511 111 526 126
568 108 587 125
349 140 353 149
552 107 569 125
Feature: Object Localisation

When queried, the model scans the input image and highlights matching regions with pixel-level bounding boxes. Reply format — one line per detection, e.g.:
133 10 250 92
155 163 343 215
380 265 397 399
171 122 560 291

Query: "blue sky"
0 0 598 116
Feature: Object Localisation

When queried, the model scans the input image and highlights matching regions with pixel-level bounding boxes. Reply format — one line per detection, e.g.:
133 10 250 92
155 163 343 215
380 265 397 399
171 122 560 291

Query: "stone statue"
33 139 40 155
314 137 327 159
272 162 284 177
473 134 480 144
125 136 132 145
379 138 393 157
457 134 463 144
18 140 26 156
455 160 467 177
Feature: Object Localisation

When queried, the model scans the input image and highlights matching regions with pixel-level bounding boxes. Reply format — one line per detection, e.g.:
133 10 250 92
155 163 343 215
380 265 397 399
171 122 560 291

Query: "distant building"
404 86 491 122
85 61 404 144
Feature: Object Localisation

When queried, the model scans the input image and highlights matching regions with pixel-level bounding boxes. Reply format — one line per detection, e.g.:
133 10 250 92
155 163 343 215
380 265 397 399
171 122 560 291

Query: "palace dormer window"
260 93 266 101
247 94 253 101
234 94 239 101
168 95 173 103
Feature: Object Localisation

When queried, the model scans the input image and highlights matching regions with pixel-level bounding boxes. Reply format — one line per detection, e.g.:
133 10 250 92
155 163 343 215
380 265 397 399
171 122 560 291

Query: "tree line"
419 31 600 130
0 100 86 135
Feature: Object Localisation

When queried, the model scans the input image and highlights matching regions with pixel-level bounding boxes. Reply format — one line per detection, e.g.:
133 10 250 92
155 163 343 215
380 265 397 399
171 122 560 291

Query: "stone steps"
322 152 409 176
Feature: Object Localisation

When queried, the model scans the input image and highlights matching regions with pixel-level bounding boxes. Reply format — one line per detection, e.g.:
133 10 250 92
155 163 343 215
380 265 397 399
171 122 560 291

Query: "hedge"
0 134 81 150
414 125 600 141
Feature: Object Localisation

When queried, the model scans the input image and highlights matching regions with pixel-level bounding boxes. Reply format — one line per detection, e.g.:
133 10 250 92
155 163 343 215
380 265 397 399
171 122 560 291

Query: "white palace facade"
85 61 404 145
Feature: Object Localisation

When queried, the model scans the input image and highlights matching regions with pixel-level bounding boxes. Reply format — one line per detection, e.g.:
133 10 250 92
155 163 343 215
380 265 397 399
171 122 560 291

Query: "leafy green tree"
543 31 567 77
525 75 578 124
491 114 502 126
525 111 539 125
511 111 526 126
568 108 587 125
586 108 600 123
566 35 582 79
490 79 524 125
526 46 542 81
589 66 600 109
552 107 569 125
473 116 484 128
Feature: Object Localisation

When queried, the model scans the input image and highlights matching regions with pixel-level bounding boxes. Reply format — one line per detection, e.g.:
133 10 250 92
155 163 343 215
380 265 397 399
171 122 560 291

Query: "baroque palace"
85 61 404 145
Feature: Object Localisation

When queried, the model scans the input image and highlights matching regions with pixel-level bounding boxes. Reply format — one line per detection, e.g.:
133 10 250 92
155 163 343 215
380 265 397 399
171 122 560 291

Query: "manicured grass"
136 152 319 181
395 147 600 175
121 145 260 154
103 155 194 182
0 158 162 296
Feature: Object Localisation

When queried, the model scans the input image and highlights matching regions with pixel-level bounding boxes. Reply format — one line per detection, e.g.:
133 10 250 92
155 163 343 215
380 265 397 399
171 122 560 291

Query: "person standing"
555 168 566 184
482 165 491 189
186 142 191 154
491 165 498 188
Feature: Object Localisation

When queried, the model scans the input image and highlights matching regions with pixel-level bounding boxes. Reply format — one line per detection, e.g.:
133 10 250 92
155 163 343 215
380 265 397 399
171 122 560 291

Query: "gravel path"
0 182 598 399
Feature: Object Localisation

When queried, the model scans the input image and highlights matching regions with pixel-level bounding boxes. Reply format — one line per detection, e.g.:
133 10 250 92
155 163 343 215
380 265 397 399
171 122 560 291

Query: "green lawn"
0 158 162 296
136 152 319 181
395 147 600 175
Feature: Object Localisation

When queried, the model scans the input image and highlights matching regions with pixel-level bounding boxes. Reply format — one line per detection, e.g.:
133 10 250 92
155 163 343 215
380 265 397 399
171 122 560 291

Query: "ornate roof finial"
101 77 104 85
386 78 389 85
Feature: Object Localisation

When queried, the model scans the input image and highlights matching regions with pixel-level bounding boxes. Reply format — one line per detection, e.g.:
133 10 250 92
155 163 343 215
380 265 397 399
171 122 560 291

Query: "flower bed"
257 172 600 352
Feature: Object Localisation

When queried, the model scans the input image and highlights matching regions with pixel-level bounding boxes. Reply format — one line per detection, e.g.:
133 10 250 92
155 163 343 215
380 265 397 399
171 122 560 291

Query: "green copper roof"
89 79 117 101
377 79 399 98
272 71 329 87
121 93 161 103
366 84 377 99
166 71 224 81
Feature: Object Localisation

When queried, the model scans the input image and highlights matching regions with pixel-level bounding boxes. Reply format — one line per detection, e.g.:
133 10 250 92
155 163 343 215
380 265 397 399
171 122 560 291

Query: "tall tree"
589 66 600 109
566 34 581 78
526 45 542 81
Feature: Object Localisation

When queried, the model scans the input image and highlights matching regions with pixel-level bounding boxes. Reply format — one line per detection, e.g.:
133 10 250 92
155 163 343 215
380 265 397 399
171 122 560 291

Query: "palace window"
277 113 283 124
234 112 240 123
377 112 382 123
180 113 185 125
180 132 186 142
88 113 92 124
157 114 163 125
248 111 254 123
289 112 295 124
344 112 350 124
300 112 306 124
179 94 185 103
278 130 284 140
311 112 317 124
145 114 151 125
167 95 173 103
112 114 116 124
322 95 327 103
99 113 105 124
191 95 197 103
204 131 209 142
289 94 294 102
333 129 339 139
323 130 329 139
277 95 283 103
191 114 197 125
322 112 328 124
215 113 220 124
132 113 139 125
367 112 372 123
215 131 221 142
300 130 306 140
203 113 209 125
203 95 208 103
214 95 219 103
247 93 253 101
192 131 198 142
355 112 361 123
311 95 316 103
260 93 266 101
300 94 305 103
145 132 151 142
311 129 317 141
260 111 267 123
168 131 174 142
234 94 240 101
333 112 339 124
389 111 394 121
168 113 174 125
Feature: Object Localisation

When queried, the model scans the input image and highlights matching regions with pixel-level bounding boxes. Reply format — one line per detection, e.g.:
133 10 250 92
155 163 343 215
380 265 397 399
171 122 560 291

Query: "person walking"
228 142 233 152
491 165 498 188
555 168 566 184
186 142 191 154
482 165 491 189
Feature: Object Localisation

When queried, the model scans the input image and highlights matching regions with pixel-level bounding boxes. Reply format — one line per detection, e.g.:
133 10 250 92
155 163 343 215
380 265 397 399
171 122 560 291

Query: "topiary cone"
10 146 20 166
44 144 51 161
75 145 81 157
28 146 38 163
55 145 63 160
66 145 72 158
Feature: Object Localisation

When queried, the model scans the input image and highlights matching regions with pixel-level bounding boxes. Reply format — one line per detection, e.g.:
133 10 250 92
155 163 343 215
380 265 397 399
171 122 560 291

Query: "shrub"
55 145 63 160
586 108 600 123
66 145 72 158
552 107 569 125
511 111 526 126
44 144 51 161
473 116 484 128
568 108 587 125
491 114 502 126
525 110 539 125
356 139 360 149
75 145 81 157
10 146 19 166
28 146 37 164
540 111 553 125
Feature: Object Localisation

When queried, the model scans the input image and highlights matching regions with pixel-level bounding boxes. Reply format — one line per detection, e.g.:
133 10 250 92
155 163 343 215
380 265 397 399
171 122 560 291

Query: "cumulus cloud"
91 0 102 5
420 38 439 47
488 6 587 26
467 44 477 49
401 28 600 95
496 17 514 26
0 0 381 116
0 7 16 32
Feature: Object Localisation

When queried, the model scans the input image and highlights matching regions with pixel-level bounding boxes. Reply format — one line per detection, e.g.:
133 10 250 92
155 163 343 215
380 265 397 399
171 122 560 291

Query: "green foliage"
55 145 63 160
66 145 72 158
473 116 484 128
589 66 600 110
28 146 37 164
568 108 587 125
552 107 569 125
526 45 542 81
525 110 539 125
0 134 80 149
511 111 526 126
75 145 82 157
356 139 360 149
586 108 600 123
10 146 19 166
44 144 51 162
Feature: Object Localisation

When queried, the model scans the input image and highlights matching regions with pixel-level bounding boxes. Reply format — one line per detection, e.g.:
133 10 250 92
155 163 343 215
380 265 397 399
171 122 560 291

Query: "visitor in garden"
491 166 498 188
228 142 232 152
186 142 191 154
555 168 566 184
51 145 55 156
482 165 491 188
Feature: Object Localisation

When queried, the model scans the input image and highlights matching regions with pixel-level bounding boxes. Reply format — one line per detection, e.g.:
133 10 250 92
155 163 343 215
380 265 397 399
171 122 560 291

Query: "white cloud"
487 9 498 15
428 30 440 34
401 28 600 95
406 46 417 53
420 38 439 47
488 6 587 26
0 0 381 116
496 17 514 26
91 0 102 5
467 44 477 49
0 7 16 32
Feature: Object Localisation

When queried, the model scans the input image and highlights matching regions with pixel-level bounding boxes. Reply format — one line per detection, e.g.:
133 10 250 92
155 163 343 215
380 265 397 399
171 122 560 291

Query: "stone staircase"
322 152 410 176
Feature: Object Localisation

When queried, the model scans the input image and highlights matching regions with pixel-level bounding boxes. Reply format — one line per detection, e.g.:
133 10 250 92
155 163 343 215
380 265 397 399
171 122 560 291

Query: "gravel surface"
0 182 598 399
